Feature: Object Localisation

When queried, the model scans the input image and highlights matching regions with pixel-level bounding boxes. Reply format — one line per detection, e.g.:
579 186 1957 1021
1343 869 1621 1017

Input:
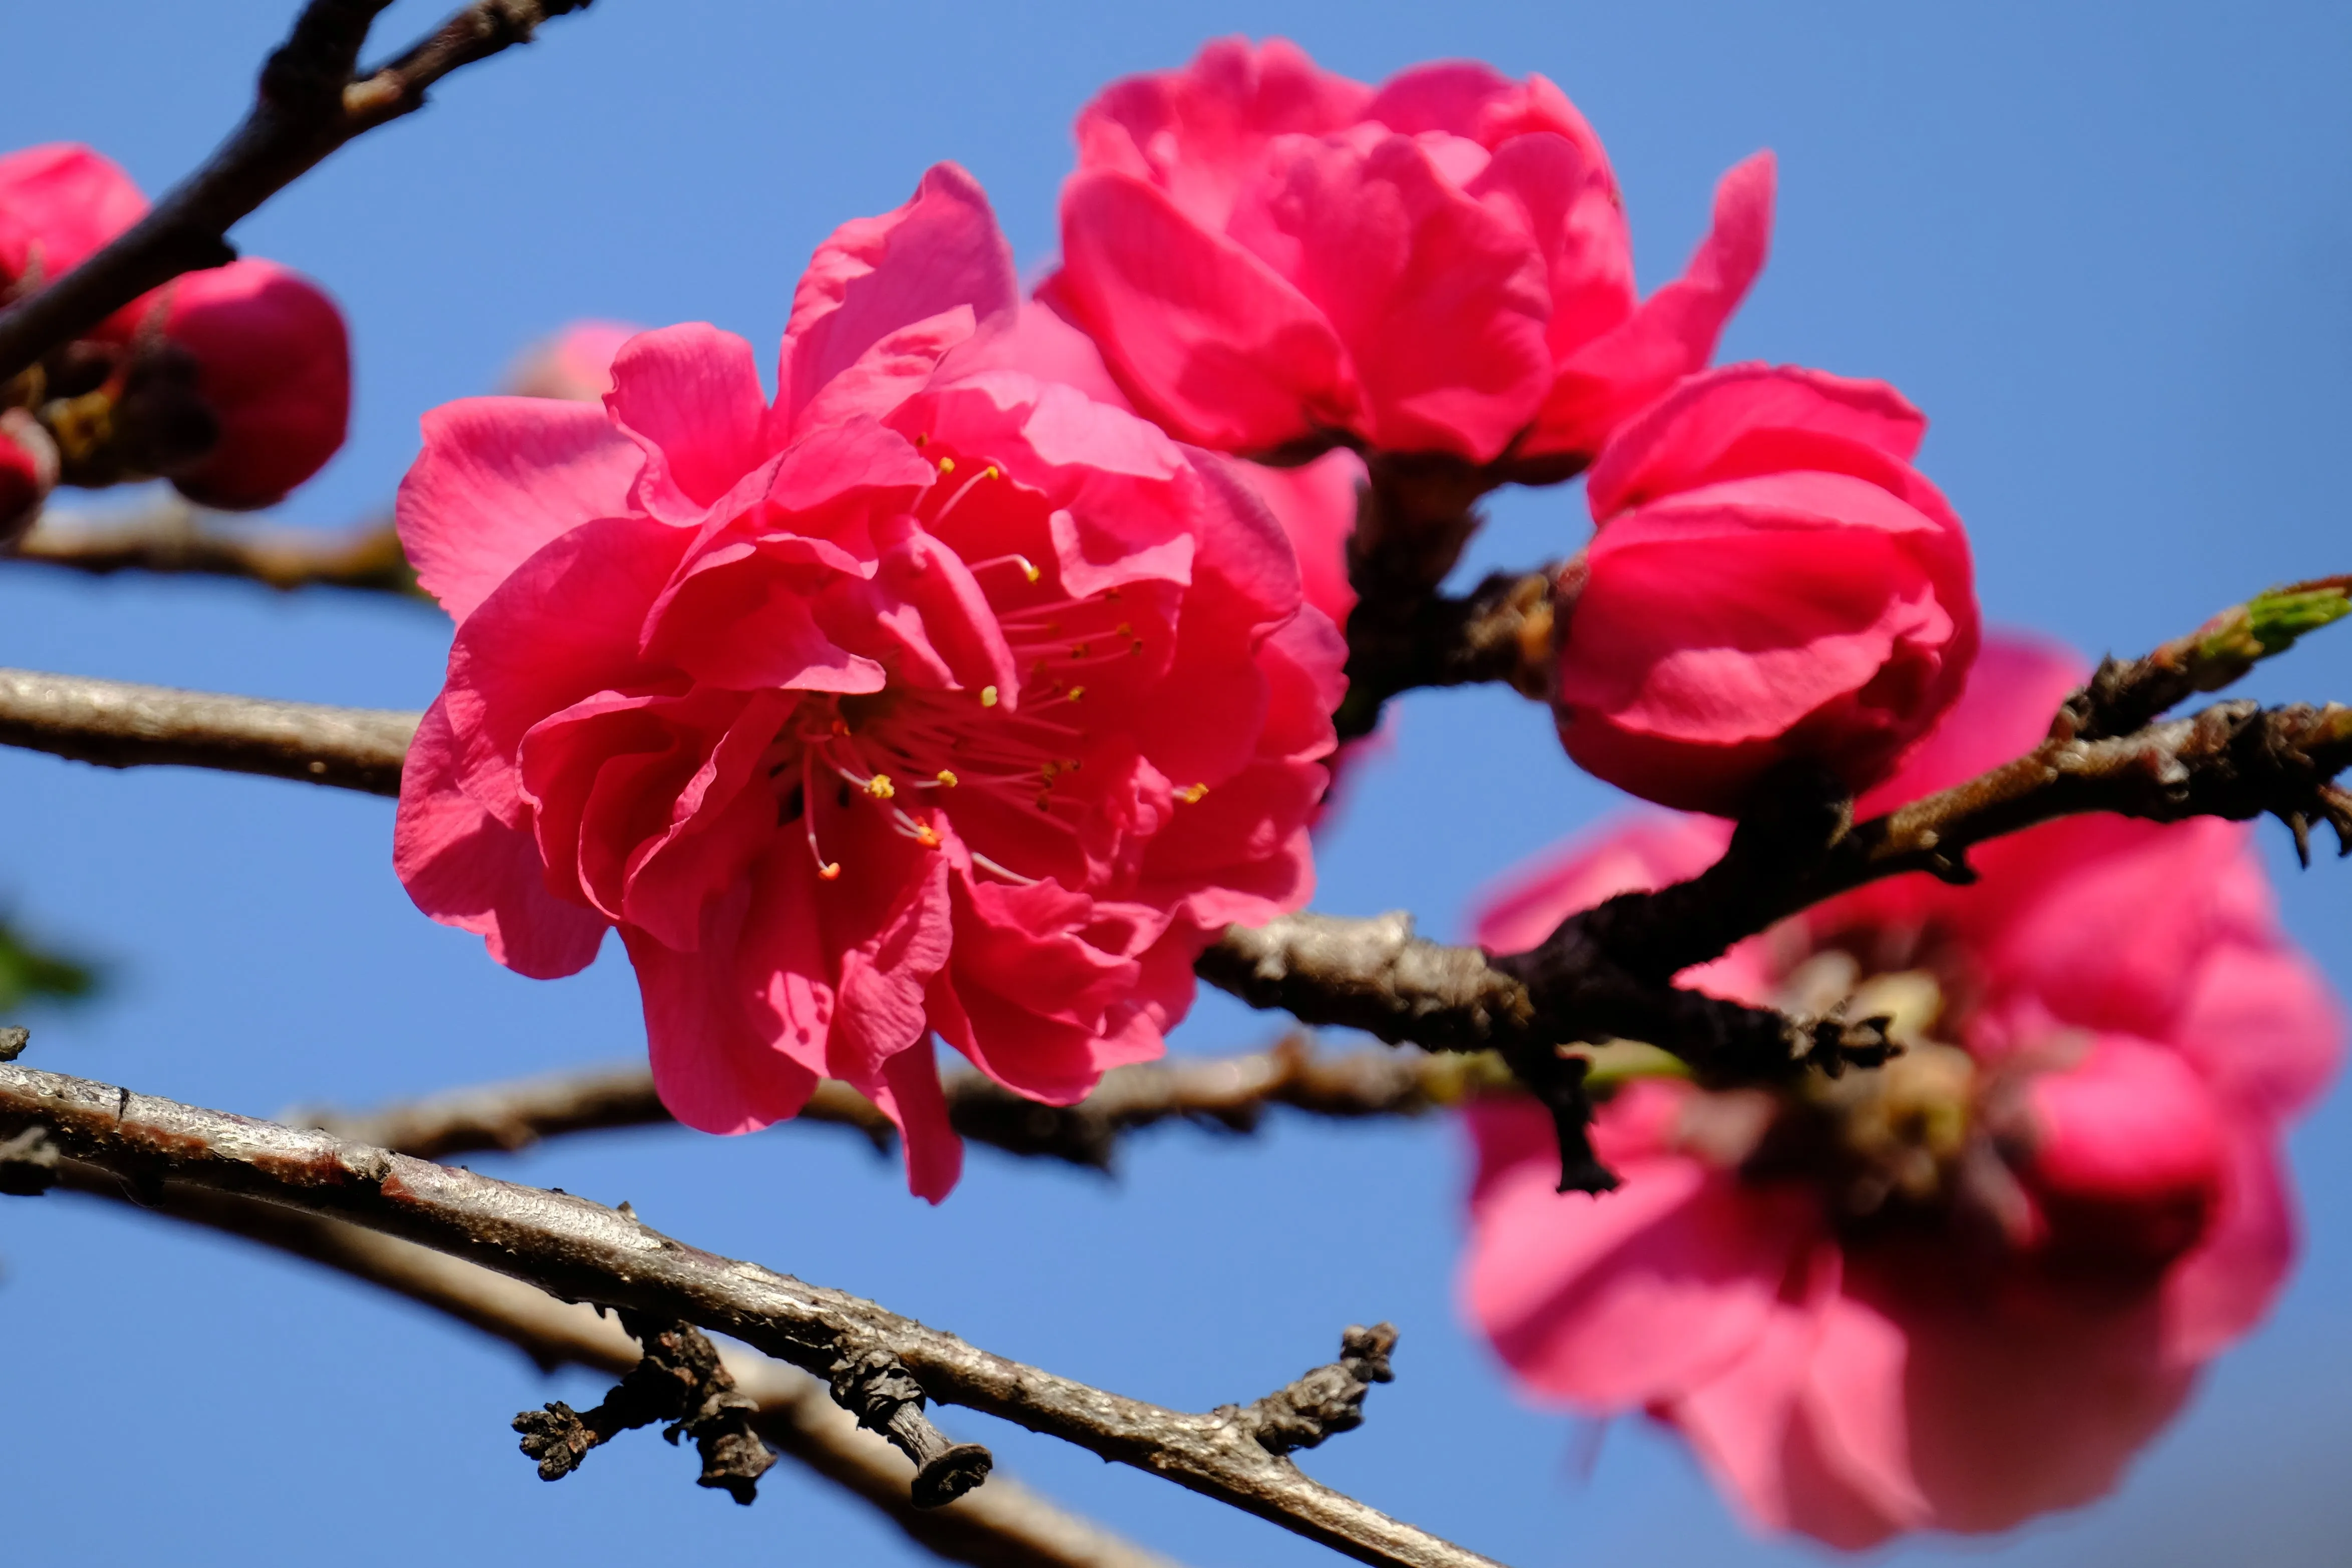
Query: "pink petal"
1229 131 1550 461
1462 1152 1820 1407
0 143 148 284
1531 151 1776 462
393 697 610 978
780 161 1017 425
397 396 643 625
1586 362 1929 522
1466 130 1635 367
1849 1261 2193 1536
2159 1132 2300 1362
606 324 772 520
867 1038 964 1203
625 908 820 1135
1367 63 1612 171
1073 37 1374 231
1050 169 1361 453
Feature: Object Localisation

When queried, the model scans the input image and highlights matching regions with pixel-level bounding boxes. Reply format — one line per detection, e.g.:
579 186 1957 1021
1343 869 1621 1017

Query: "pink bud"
0 407 60 545
502 320 640 402
145 259 351 510
0 143 148 294
1551 364 1979 814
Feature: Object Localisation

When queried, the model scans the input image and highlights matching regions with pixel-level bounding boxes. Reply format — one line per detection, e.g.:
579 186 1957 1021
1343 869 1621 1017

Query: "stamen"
1175 783 1209 804
801 752 840 880
865 773 896 800
980 685 999 707
1065 685 1086 702
935 769 958 788
970 850 1039 887
970 553 1042 583
937 456 955 474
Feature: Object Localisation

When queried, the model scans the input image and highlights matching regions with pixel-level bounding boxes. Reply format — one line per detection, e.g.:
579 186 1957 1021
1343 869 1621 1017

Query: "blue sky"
4 3 2351 1564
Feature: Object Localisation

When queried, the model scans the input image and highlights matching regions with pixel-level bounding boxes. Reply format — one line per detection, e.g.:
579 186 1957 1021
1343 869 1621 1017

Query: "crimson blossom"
1553 362 1979 815
110 258 353 509
1047 38 1773 472
394 164 1343 1200
0 143 146 295
1463 636 2341 1545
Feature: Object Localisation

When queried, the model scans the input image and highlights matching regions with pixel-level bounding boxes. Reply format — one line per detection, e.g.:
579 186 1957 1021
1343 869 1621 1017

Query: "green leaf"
0 920 98 1013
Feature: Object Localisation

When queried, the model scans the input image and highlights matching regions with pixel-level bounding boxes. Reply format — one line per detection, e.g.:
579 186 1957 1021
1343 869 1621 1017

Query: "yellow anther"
1175 782 1209 804
818 862 842 881
1066 685 1086 701
864 774 896 800
1016 554 1040 583
979 685 999 708
913 823 941 848
935 769 958 788
937 456 955 473
982 465 1000 480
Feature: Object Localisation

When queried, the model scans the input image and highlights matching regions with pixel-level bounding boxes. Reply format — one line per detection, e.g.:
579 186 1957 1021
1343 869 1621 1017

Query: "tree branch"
0 0 597 383
0 667 416 794
59 1171 1184 1568
13 499 420 597
288 1036 1496 1171
0 1063 1508 1568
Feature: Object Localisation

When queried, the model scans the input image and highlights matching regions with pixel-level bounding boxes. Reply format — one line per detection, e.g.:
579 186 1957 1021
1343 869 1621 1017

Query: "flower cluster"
0 142 350 535
1464 637 2341 1544
363 33 2333 1544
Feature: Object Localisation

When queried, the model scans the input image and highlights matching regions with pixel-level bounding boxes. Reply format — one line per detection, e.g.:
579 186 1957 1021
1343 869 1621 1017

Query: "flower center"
757 449 1190 888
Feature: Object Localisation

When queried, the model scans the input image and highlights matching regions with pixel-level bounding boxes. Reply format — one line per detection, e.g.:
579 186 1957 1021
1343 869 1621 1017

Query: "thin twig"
289 1037 1500 1170
13 498 420 596
0 0 596 382
0 1063 1508 1568
64 1174 1182 1568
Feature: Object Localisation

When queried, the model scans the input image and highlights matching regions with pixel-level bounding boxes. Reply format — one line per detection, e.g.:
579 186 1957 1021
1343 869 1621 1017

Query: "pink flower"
394 164 1342 1200
1552 363 1979 814
504 319 641 402
0 143 146 295
1047 38 1773 469
112 259 353 509
1463 637 2342 1546
0 407 59 545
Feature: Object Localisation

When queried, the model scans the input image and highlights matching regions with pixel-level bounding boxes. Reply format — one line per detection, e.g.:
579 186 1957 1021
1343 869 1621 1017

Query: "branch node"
829 1347 993 1508
1233 1323 1401 1458
512 1312 774 1504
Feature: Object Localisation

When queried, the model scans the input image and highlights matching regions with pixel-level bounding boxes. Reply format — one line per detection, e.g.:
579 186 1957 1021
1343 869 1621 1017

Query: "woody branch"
0 1061 1501 1568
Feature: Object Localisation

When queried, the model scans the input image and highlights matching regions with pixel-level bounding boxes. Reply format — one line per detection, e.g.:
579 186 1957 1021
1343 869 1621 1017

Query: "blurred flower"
503 319 640 402
0 143 146 296
121 259 352 509
1552 363 1978 814
0 407 59 545
1047 38 1771 470
394 163 1342 1200
1463 636 2342 1546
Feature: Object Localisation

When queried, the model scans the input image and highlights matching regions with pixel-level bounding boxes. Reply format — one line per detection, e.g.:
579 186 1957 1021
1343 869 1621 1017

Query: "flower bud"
0 407 60 546
1551 363 1979 814
0 143 147 296
136 259 351 509
502 319 639 402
